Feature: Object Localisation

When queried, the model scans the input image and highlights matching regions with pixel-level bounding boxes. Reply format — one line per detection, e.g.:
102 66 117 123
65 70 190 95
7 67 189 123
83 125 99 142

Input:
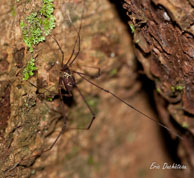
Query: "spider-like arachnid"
43 8 182 152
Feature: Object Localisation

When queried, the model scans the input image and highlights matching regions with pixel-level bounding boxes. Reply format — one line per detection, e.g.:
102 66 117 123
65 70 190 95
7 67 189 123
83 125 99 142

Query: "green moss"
23 58 37 80
171 86 175 92
20 0 55 52
21 0 55 79
109 68 118 77
171 85 184 92
176 85 184 91
129 23 135 33
156 88 161 93
47 97 53 102
182 122 189 128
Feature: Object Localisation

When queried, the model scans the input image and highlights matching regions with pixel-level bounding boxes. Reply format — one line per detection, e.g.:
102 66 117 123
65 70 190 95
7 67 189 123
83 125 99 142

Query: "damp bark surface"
0 0 192 178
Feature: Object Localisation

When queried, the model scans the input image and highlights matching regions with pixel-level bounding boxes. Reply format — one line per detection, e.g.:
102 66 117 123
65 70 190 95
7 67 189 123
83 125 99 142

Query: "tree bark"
0 0 137 177
1 0 193 177
122 0 194 176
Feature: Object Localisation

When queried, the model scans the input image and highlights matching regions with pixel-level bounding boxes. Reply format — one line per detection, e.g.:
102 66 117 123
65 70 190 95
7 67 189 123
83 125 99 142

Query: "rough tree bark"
0 0 138 177
122 0 194 176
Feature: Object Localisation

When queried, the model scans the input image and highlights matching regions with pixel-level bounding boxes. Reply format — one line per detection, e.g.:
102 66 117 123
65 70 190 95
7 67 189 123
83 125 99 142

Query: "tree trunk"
0 0 193 178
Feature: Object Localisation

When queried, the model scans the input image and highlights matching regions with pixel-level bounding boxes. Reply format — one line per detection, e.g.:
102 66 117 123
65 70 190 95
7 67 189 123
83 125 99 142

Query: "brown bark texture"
0 0 138 177
123 0 194 176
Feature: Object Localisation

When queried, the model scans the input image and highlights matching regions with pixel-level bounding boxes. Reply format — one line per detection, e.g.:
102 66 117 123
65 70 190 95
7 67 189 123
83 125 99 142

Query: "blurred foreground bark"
122 0 194 176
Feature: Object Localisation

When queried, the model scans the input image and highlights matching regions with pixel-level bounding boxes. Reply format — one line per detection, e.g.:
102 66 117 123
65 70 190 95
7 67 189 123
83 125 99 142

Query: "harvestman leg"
75 85 96 130
52 32 79 66
45 19 83 151
73 71 183 140
44 84 96 152
43 74 96 152
73 69 101 79
66 7 84 66
51 9 81 66
52 5 83 67
43 83 68 152
52 37 64 66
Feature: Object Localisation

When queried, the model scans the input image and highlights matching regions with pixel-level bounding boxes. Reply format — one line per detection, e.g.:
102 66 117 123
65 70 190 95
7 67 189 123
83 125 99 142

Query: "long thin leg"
74 71 183 140
44 86 95 149
66 5 84 66
43 80 67 152
28 81 51 94
43 125 66 152
52 25 79 67
75 85 96 129
67 25 81 66
72 69 101 79
52 37 64 67
73 65 101 78
65 32 79 66
53 3 84 67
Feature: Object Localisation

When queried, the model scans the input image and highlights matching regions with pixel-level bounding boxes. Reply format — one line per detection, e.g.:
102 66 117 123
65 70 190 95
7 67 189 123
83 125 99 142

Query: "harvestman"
42 10 183 153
